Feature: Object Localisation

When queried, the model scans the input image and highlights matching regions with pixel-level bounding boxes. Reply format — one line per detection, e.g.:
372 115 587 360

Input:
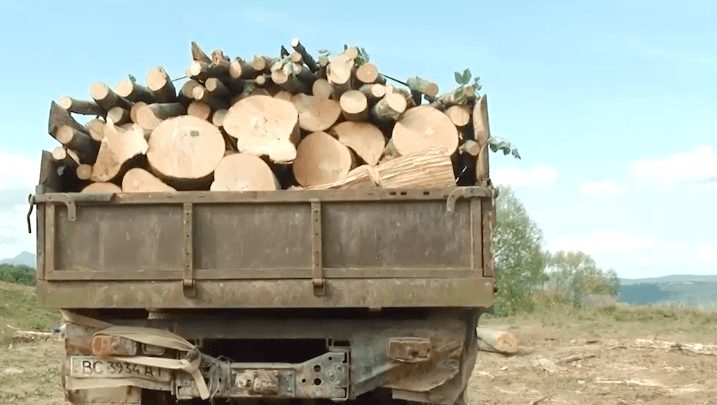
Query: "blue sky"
0 1 715 278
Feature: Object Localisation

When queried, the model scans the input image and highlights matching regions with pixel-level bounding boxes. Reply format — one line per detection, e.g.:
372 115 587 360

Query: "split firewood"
329 121 385 165
312 78 332 99
293 131 354 187
136 103 186 131
391 105 459 156
223 95 300 163
55 126 99 164
477 328 518 354
326 53 354 98
115 78 155 103
90 82 132 111
192 86 229 110
187 101 212 120
290 37 318 73
229 57 258 80
356 63 380 84
407 76 439 99
146 66 177 103
58 96 103 116
291 93 342 132
473 95 491 185
147 115 225 189
339 90 368 121
210 153 280 191
76 164 93 181
121 168 177 193
48 101 85 136
107 106 131 126
370 93 406 124
81 182 122 194
444 104 471 127
359 84 386 101
190 41 211 63
90 123 148 183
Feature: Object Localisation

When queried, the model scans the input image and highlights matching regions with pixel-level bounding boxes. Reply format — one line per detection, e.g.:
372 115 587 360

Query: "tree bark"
55 125 99 164
339 90 368 121
370 93 406 124
190 41 211 63
223 95 300 163
136 102 187 130
445 104 471 127
107 106 131 126
329 121 386 165
122 167 177 192
147 115 225 190
290 37 319 73
81 182 122 194
115 78 155 103
91 123 148 183
391 105 459 156
477 328 518 354
291 93 342 132
58 96 103 116
192 85 229 110
229 57 258 80
48 101 85 136
293 131 354 187
312 78 332 99
205 77 231 98
210 153 281 191
187 101 212 120
89 82 132 111
473 95 491 186
146 66 177 103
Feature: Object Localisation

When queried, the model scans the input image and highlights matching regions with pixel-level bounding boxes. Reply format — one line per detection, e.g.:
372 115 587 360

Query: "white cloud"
0 202 34 260
580 180 627 196
0 150 38 190
550 230 652 255
630 146 717 187
493 165 557 188
696 246 717 263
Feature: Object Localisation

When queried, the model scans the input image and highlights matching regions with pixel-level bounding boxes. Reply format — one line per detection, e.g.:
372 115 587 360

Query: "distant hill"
618 275 717 308
0 251 36 268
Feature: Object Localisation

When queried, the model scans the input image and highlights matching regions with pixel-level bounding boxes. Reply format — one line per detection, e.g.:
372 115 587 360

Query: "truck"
32 62 498 405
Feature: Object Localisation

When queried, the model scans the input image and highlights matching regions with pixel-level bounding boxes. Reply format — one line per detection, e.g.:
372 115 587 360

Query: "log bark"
205 78 231 98
146 66 177 103
359 84 386 101
91 123 148 183
187 101 212 120
339 90 368 121
291 93 342 132
634 338 717 356
186 60 230 82
136 103 187 130
48 101 85 138
445 104 471 127
312 78 332 99
223 95 300 163
407 76 439 98
391 105 459 156
55 126 99 164
290 37 319 72
293 131 354 187
58 96 103 116
122 168 177 192
370 93 406 124
81 182 122 194
271 66 310 94
326 53 354 98
76 164 93 181
192 85 229 110
107 106 130 126
147 115 225 190
210 153 280 191
473 95 491 186
229 57 258 80
477 328 518 354
115 78 155 103
329 121 385 165
190 41 211 63
356 63 379 84
90 82 132 111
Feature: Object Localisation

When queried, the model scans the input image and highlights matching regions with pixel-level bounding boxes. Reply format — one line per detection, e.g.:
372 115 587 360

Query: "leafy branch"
488 137 521 159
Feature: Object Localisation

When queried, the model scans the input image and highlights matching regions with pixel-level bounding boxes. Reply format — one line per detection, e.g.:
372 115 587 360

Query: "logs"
477 328 519 354
91 123 148 183
339 90 368 121
293 131 354 187
210 153 280 191
391 106 459 156
292 94 341 132
329 121 385 166
122 168 176 192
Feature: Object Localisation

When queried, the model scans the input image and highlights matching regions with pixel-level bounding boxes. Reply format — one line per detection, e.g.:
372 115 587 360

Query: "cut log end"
392 105 459 156
122 168 177 192
293 131 354 187
210 153 280 191
339 90 368 121
329 121 385 166
445 104 471 127
292 94 342 132
81 182 122 194
356 63 379 84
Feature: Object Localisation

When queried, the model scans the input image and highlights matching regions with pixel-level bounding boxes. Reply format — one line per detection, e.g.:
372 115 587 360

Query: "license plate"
70 356 171 382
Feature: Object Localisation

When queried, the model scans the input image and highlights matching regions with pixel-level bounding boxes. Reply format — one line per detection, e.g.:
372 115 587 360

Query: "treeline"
0 264 35 286
491 186 620 315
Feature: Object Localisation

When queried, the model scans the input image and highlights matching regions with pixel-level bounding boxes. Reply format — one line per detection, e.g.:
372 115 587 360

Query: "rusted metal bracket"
32 193 114 222
446 187 485 213
310 200 326 296
183 203 196 298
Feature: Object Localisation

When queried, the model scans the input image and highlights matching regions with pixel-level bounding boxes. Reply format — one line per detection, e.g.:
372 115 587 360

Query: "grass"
0 281 61 344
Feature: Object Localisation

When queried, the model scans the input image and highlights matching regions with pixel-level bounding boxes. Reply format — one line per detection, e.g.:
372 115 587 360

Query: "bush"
0 264 36 286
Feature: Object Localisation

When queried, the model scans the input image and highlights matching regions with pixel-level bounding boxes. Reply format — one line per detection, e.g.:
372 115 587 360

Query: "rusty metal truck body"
32 152 496 404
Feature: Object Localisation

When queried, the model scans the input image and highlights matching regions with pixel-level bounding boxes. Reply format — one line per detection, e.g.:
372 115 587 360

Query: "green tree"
0 264 36 286
544 250 620 306
492 186 547 315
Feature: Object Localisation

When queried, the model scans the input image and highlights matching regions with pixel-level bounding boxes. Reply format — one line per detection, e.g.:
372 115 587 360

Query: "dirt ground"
2 310 716 405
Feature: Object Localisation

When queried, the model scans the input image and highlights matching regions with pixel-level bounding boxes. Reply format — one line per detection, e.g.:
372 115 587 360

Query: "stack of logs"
47 39 491 193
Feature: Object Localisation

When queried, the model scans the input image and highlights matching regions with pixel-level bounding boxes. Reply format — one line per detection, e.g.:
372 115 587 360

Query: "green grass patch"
0 282 61 344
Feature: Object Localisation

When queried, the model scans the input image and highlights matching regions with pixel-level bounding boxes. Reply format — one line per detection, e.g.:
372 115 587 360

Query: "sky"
0 1 715 278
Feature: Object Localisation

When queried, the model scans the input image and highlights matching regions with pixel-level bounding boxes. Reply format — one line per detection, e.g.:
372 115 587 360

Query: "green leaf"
462 68 472 84
511 149 522 159
317 48 329 54
454 71 463 84
489 143 499 152
360 47 370 62
455 87 465 101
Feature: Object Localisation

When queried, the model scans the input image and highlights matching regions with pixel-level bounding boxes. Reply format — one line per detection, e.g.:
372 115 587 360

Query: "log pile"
47 39 496 193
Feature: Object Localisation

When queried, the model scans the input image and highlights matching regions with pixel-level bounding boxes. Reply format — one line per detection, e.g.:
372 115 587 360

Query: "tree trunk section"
55 126 99 164
129 102 147 124
312 78 332 99
192 85 229 110
190 41 211 63
291 93 342 132
58 96 103 116
391 105 459 156
91 123 148 183
90 82 132 111
211 109 228 127
293 131 354 187
339 90 368 121
359 84 386 101
76 164 93 181
147 66 177 103
274 90 293 102
187 101 212 120
48 101 85 136
329 121 385 165
107 106 131 126
477 328 518 354
180 79 201 100
122 168 177 192
445 104 471 127
291 38 319 72
115 79 155 103
229 58 258 80
147 115 225 190
84 118 106 142
271 67 310 94
459 139 481 156
370 93 406 124
205 78 231 98
326 53 354 98
251 55 275 73
407 76 439 98
81 182 122 194
210 153 280 191
356 63 379 84
223 95 300 163
51 146 79 169
473 95 491 186
136 103 187 130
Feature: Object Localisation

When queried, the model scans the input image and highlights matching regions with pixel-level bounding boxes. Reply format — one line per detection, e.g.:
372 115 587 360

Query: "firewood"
407 76 439 98
136 102 187 130
192 85 229 110
84 118 106 142
223 95 300 163
329 121 385 165
370 93 406 124
76 164 93 181
211 109 228 127
312 78 332 99
147 115 225 189
122 168 177 192
146 66 177 103
115 78 155 103
477 328 518 354
251 55 275 72
91 123 148 183
326 53 355 98
356 63 380 84
188 101 212 120
459 139 481 156
81 182 122 194
107 106 130 126
129 102 147 124
391 105 459 156
473 95 491 185
339 90 368 121
58 96 103 116
291 93 342 132
359 84 386 101
293 131 354 187
210 153 280 191
89 82 132 111
290 37 319 73
55 126 99 164
205 77 231 98
445 104 471 127
229 57 258 80
190 41 211 63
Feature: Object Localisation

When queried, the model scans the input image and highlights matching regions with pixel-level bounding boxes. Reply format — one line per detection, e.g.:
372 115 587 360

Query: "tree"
0 264 36 286
544 250 620 306
491 186 547 315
